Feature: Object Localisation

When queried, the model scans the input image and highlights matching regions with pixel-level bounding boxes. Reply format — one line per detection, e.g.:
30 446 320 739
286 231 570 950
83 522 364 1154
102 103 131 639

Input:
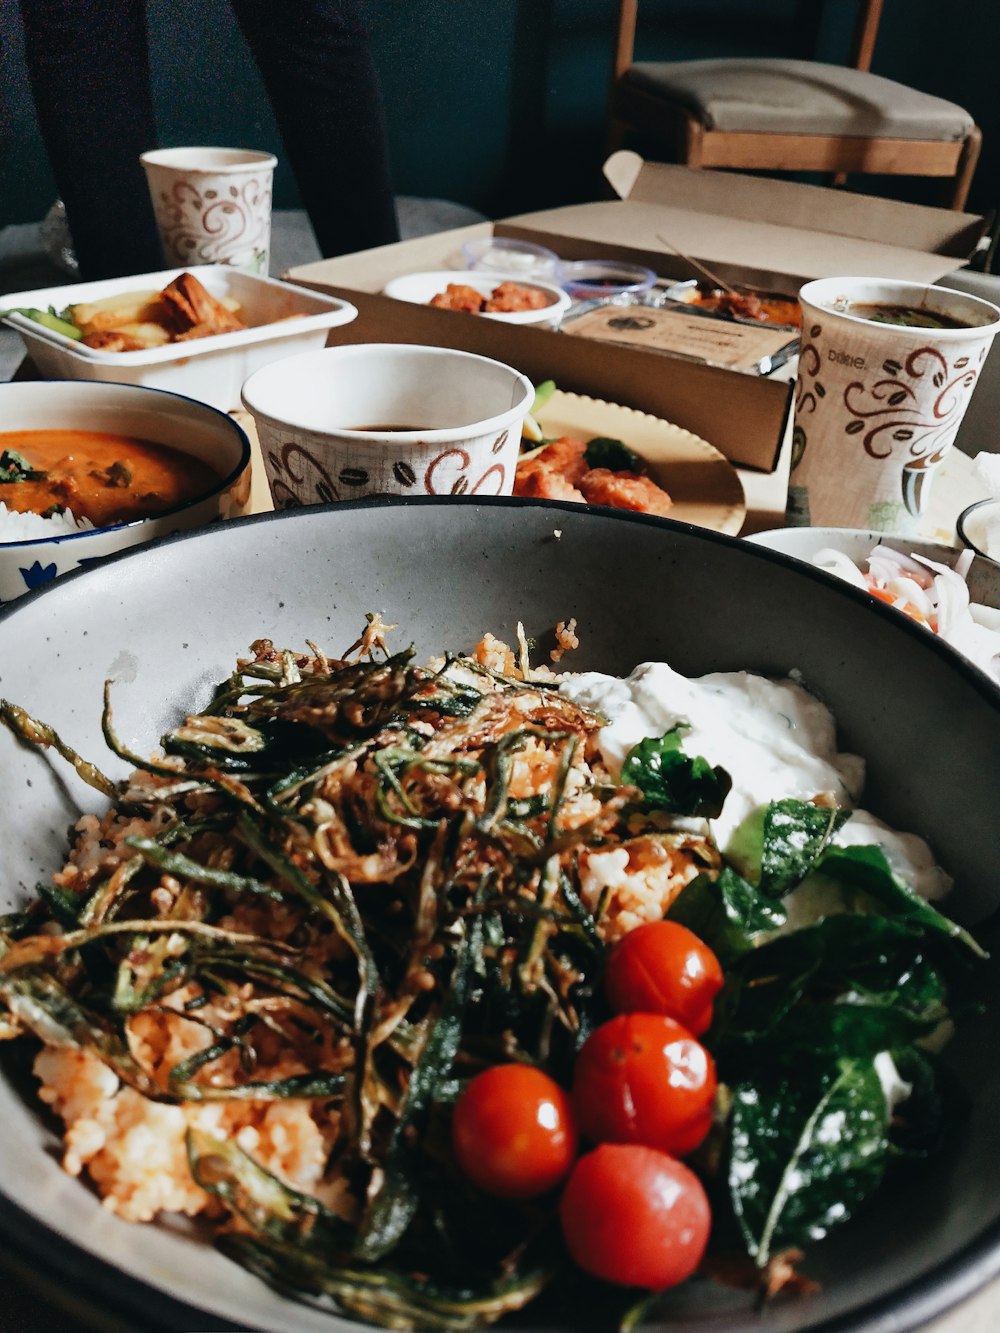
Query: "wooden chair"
609 0 982 209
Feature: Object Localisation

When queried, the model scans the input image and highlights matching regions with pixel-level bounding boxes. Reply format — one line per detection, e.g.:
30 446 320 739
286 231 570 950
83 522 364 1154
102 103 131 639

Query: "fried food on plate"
514 435 673 517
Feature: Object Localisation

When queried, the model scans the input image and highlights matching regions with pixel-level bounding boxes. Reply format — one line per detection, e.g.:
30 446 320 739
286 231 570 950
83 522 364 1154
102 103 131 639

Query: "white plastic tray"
1 266 358 410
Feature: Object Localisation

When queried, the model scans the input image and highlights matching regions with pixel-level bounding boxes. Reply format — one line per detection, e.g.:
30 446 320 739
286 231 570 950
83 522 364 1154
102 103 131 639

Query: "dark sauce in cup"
847 303 972 330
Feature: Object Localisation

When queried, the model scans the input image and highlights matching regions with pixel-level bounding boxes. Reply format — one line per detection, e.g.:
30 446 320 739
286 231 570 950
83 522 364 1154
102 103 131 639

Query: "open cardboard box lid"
497 152 988 292
286 159 987 475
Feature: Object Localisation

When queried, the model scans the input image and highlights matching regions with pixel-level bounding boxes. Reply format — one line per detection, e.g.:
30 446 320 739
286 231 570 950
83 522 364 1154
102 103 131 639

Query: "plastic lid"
461 237 560 277
558 259 657 299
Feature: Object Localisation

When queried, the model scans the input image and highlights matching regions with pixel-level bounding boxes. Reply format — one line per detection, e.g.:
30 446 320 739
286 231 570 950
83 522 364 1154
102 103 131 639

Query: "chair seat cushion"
623 58 974 140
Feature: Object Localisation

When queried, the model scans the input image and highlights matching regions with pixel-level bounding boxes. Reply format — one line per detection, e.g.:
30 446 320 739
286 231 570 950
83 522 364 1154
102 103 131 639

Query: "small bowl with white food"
460 236 560 279
0 379 251 603
382 269 571 326
748 525 1000 683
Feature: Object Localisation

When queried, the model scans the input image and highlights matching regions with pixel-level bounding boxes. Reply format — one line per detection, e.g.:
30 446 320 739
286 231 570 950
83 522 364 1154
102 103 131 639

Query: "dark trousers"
18 0 399 278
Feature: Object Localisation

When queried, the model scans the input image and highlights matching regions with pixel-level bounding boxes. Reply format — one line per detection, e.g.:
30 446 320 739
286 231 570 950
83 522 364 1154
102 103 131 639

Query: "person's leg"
230 0 398 258
19 0 162 279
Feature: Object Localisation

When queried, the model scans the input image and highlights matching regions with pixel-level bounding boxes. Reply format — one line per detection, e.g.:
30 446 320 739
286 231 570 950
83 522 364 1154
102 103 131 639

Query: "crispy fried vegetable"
0 631 661 1326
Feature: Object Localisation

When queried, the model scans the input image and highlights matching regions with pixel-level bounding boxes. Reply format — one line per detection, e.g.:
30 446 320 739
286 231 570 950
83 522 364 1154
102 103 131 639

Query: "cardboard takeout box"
286 156 987 474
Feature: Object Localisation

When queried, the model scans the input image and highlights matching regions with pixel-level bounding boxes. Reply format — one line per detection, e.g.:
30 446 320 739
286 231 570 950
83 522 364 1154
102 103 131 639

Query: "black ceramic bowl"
1 499 999 1333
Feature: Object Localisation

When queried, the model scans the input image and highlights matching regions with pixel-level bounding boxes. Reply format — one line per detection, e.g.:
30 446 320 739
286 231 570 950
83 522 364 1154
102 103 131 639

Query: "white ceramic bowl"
748 525 1000 617
382 269 571 326
748 526 962 564
241 342 534 506
0 380 251 603
0 266 357 411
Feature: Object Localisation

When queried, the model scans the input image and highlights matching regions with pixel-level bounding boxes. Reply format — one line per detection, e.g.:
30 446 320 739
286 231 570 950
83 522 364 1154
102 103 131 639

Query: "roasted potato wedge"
69 291 165 334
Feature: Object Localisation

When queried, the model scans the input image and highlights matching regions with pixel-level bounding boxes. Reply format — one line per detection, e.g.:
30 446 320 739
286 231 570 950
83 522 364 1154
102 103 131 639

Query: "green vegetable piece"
1 699 118 797
667 866 786 965
722 979 944 1070
583 436 642 473
220 1233 549 1332
887 1046 958 1159
0 450 47 485
354 904 484 1262
187 1128 355 1248
735 914 947 1032
729 1057 890 1267
815 843 986 957
713 914 948 1069
758 799 851 898
4 306 83 340
621 726 731 818
530 378 557 414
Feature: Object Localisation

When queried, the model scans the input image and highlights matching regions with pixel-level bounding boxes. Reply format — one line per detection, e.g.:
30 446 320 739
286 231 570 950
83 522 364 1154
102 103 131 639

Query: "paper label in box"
562 305 797 373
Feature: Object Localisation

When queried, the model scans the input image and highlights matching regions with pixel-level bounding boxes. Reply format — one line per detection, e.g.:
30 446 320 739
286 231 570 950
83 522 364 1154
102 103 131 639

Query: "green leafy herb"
583 436 643 473
758 800 851 898
728 1057 890 1267
621 726 731 818
0 449 47 484
667 867 785 964
814 844 986 957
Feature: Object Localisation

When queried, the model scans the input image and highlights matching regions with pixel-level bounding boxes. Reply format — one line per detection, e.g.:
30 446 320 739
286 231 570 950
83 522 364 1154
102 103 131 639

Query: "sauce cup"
241 343 534 507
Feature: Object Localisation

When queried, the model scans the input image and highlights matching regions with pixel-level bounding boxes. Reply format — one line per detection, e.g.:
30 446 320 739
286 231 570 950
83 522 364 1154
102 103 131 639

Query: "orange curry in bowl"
0 429 220 527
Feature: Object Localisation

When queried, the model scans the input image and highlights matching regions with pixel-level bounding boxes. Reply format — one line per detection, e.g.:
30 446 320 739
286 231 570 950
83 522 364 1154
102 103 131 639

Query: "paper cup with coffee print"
241 343 534 507
141 147 277 274
790 277 1000 533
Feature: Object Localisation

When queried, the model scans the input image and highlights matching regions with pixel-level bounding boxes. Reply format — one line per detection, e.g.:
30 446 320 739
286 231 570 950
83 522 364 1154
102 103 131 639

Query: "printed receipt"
563 305 798 374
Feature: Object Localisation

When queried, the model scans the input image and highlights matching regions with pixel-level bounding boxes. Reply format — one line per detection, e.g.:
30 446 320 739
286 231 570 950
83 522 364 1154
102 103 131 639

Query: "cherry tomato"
560 1143 711 1289
452 1064 578 1199
604 919 724 1035
572 1013 716 1157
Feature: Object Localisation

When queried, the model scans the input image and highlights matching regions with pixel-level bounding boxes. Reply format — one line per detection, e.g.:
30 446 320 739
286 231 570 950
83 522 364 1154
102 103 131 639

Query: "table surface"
2 363 999 1332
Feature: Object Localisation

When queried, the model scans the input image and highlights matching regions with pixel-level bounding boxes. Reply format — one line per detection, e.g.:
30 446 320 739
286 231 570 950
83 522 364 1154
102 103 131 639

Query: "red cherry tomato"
604 920 724 1035
572 1013 716 1157
560 1143 711 1289
452 1064 578 1199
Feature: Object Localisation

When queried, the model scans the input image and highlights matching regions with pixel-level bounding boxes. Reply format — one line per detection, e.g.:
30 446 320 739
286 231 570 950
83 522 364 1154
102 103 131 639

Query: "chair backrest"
613 0 886 81
850 0 884 71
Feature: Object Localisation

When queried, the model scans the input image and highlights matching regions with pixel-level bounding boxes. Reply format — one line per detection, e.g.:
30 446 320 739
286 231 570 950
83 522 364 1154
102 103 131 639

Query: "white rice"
0 501 95 542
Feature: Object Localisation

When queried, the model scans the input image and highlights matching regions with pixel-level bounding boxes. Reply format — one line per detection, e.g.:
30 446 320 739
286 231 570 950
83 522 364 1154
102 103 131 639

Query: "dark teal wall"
1 0 996 230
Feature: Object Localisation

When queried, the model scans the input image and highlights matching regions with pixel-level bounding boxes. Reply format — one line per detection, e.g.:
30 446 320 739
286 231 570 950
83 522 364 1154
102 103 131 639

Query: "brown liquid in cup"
847 303 972 330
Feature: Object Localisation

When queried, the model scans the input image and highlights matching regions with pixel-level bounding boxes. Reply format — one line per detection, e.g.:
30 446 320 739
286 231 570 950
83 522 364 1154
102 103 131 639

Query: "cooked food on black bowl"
1 499 999 1333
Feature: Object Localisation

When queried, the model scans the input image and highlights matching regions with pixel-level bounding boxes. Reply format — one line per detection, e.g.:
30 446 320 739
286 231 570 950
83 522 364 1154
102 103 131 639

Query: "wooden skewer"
655 233 742 295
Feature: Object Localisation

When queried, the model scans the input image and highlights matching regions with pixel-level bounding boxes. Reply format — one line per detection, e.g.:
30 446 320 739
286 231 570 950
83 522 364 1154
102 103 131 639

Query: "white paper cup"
140 147 277 274
241 343 534 507
790 277 1000 533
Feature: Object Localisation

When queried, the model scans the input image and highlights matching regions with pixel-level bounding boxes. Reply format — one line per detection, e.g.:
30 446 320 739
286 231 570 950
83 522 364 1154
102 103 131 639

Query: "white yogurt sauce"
563 662 949 901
